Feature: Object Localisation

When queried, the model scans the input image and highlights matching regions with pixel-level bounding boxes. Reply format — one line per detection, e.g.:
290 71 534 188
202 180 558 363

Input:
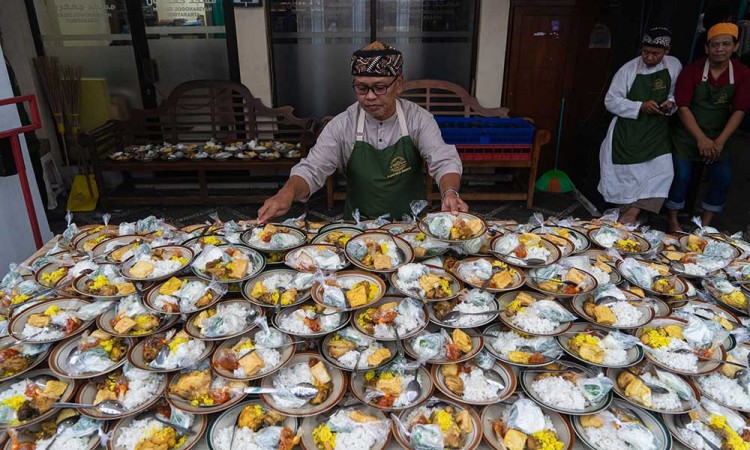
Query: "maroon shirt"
674 57 750 111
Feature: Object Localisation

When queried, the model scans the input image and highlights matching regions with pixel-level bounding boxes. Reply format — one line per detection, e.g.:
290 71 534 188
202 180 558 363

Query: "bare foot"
618 207 640 226
701 211 715 228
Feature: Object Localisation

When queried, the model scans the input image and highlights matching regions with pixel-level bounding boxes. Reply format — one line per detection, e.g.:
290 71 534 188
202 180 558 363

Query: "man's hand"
710 138 726 164
659 100 675 114
257 191 294 224
640 100 662 115
441 192 468 215
697 136 715 163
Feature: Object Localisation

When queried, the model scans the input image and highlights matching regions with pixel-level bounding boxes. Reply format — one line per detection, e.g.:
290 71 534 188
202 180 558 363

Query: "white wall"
474 0 511 107
0 43 54 269
235 7 273 106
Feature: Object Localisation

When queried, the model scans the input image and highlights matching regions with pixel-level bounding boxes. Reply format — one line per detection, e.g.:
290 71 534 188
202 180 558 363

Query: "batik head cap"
707 23 739 41
351 41 403 77
642 26 672 49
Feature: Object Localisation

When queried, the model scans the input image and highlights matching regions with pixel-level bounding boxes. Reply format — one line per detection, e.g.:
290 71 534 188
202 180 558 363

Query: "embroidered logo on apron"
387 156 411 178
652 78 667 91
714 93 729 104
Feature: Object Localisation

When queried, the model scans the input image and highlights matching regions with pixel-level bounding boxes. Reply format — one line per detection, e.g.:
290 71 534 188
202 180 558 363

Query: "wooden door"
503 1 581 171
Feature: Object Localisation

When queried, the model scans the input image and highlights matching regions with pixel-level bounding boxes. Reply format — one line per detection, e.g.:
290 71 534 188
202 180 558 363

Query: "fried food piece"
508 351 532 364
170 370 211 400
44 380 68 398
367 348 391 366
580 414 604 428
721 354 743 378
376 376 402 396
130 261 154 278
116 283 136 295
663 325 684 340
452 329 472 353
455 409 473 434
593 305 616 325
565 268 586 284
159 278 183 296
373 253 392 270
583 299 596 318
504 429 528 450
491 270 513 289
346 283 370 308
28 314 51 328
238 404 264 430
349 411 379 423
94 388 117 405
578 343 605 364
441 363 459 377
229 258 249 279
617 371 637 390
310 361 331 384
327 337 356 359
280 289 297 306
238 351 265 376
625 378 652 407
114 316 137 334
445 375 464 395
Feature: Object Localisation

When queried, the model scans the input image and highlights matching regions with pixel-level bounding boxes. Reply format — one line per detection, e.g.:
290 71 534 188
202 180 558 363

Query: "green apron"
612 62 672 164
343 101 427 220
672 59 736 161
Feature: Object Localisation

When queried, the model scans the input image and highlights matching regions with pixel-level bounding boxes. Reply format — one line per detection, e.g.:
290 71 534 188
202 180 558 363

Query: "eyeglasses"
352 77 398 96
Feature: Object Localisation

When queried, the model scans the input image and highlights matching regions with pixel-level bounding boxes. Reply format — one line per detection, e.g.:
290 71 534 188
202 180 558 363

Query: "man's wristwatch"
441 189 460 199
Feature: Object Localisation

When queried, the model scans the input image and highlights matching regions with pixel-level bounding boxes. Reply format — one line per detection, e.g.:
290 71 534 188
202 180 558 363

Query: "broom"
535 97 574 193
60 64 93 197
34 56 71 183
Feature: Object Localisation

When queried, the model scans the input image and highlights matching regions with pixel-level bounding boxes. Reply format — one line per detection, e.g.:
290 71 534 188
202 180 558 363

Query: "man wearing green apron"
258 41 466 223
666 22 750 232
598 27 682 225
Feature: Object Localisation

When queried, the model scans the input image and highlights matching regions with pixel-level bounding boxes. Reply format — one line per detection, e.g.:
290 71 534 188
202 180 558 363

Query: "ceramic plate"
120 245 194 282
519 361 613 415
451 257 525 293
207 400 298 450
191 244 265 283
299 403 389 450
344 231 414 273
210 328 296 381
183 299 263 340
351 296 429 341
284 244 350 272
495 291 573 336
417 212 487 243
570 291 655 330
571 399 670 450
431 360 516 405
0 337 51 382
490 235 562 268
48 334 132 379
241 269 313 309
605 366 700 414
9 297 93 344
482 323 563 368
272 301 350 338
403 325 483 365
144 276 225 315
388 264 462 302
0 369 76 430
349 364 433 412
75 368 168 420
392 397 483 450
525 266 598 298
107 411 206 450
241 224 307 252
311 270 387 311
556 322 644 368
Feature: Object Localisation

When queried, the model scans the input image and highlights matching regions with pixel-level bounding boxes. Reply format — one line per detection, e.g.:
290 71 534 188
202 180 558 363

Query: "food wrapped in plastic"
68 344 115 375
327 408 390 439
69 260 99 279
526 300 577 323
397 263 429 283
169 405 195 429
255 327 286 349
460 235 489 254
62 213 79 244
703 240 736 259
459 258 492 281
410 331 446 361
683 315 728 349
593 284 628 302
699 397 746 431
506 397 546 434
600 331 641 350
338 327 375 347
618 258 657 287
427 214 455 240
494 233 520 255
347 240 368 260
576 375 613 404
654 369 697 404
616 421 660 450
473 350 496 370
199 302 255 337
593 226 622 248
461 289 493 307
191 245 227 271
410 424 444 450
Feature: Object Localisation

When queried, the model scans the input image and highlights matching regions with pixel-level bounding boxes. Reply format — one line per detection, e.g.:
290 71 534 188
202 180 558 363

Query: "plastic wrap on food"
493 233 519 255
290 272 315 290
69 260 98 278
527 300 577 323
256 328 286 349
397 263 429 283
473 350 495 370
328 409 390 439
616 421 660 450
600 209 620 223
68 345 115 375
506 397 546 434
461 289 494 306
410 424 444 450
703 240 736 259
654 369 697 404
410 332 445 361
700 397 745 431
338 327 375 347
459 236 485 254
191 245 225 270
600 331 641 350
410 200 429 219
593 226 622 248
427 214 455 240
593 284 627 301
347 240 368 260
77 300 116 321
683 315 726 349
618 258 654 287
576 375 613 404
169 406 195 429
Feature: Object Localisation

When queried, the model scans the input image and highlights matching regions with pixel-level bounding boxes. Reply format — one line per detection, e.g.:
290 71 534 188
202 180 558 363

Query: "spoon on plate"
244 382 319 399
478 266 503 293
393 326 422 403
670 348 748 368
441 309 505 324
51 399 128 415
493 251 546 266
43 415 79 449
134 409 196 435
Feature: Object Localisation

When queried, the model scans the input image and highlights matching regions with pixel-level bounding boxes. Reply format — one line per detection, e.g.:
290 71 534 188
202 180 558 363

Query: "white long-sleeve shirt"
604 55 682 119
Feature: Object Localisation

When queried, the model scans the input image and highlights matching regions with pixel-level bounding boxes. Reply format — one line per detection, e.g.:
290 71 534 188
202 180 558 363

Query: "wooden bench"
79 80 316 208
325 79 551 209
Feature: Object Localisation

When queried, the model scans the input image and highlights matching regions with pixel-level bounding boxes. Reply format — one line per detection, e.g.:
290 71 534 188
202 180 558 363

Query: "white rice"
587 265 611 285
277 308 340 335
334 426 377 450
337 344 382 369
600 347 629 366
149 338 206 370
233 347 283 378
530 376 586 410
271 363 315 408
448 300 493 327
609 302 644 327
392 372 423 407
213 425 283 450
683 263 708 276
526 246 551 262
696 373 750 409
678 420 723 450
640 372 682 410
459 368 500 401
371 299 425 338
648 339 698 373
115 419 165 450
583 426 633 450
489 331 556 358
121 370 165 409
36 434 91 450
510 311 558 334
21 324 65 341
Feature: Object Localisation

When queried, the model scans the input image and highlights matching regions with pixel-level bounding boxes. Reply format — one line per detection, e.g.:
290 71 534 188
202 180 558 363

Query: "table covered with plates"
1 208 749 450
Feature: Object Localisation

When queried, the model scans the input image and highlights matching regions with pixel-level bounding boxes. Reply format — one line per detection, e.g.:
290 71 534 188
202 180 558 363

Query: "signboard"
233 0 262 6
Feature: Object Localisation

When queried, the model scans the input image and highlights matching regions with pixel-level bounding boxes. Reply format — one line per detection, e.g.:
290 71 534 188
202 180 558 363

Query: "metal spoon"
441 309 505 324
677 414 721 450
531 277 580 288
52 399 128 415
244 382 319 399
671 348 748 368
135 410 196 436
479 266 502 293
44 416 79 449
493 251 546 266
393 326 421 402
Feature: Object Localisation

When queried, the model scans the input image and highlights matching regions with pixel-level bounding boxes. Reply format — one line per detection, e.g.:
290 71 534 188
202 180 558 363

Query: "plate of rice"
679 234 742 259
616 258 689 297
182 234 228 253
3 413 105 450
572 399 671 450
693 344 750 412
75 362 167 420
127 329 214 373
496 291 574 336
272 302 350 338
183 299 262 340
311 225 363 248
120 245 194 282
663 399 748 450
451 257 524 293
241 223 307 253
343 231 414 273
311 270 386 311
97 295 179 338
34 263 75 292
636 317 725 375
525 265 598 298
571 290 654 330
349 358 433 412
0 338 50 383
207 400 300 450
481 394 575 450
431 359 515 406
259 352 347 417
321 327 397 372
352 296 429 341
303 403 391 450
530 226 591 255
418 212 487 243
702 278 749 317
659 250 729 279
672 300 740 348
483 323 563 367
107 408 206 450
556 324 643 368
165 364 248 414
404 326 483 365
284 244 350 272
210 327 295 381
580 250 622 285
520 361 613 415
399 232 450 260
73 265 138 300
190 244 265 283
490 233 562 268
48 331 132 379
73 226 120 253
606 365 701 414
93 235 148 264
9 298 93 344
587 226 651 255
389 263 461 302
242 269 314 309
429 289 498 328
144 276 225 315
0 368 75 429
392 397 483 450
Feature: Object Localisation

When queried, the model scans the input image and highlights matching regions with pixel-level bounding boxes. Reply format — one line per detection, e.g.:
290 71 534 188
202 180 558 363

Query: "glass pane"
142 0 230 102
270 0 372 118
377 0 476 91
33 0 144 109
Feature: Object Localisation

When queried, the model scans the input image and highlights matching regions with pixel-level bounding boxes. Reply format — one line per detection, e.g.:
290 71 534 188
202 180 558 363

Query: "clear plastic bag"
615 421 660 450
427 214 455 240
169 406 195 429
76 300 116 321
338 327 375 347
683 315 725 349
410 424 444 450
576 375 613 404
473 350 495 370
410 332 445 361
410 200 429 220
506 397 546 434
600 331 641 350
655 368 698 404
315 271 345 308
493 233 519 255
529 212 547 233
527 300 577 323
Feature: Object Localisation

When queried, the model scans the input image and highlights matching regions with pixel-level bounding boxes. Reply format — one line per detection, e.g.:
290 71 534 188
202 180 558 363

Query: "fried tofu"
367 348 391 366
114 316 137 334
503 429 528 450
624 378 652 407
28 313 51 328
310 361 331 384
159 277 183 295
130 261 154 278
441 363 459 377
230 258 249 279
116 283 136 295
94 388 117 405
629 286 645 298
508 351 532 364
111 245 135 262
376 376 402 396
721 354 743 378
491 270 513 289
578 343 605 364
715 316 734 330
346 283 369 308
664 325 684 340
44 380 68 398
594 261 612 274
238 351 265 376
565 268 586 284
580 414 604 428
373 253 392 270
593 305 616 325
349 411 379 423
452 329 472 353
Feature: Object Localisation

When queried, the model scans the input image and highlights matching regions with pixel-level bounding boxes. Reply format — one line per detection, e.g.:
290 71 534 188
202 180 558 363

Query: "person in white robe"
598 27 683 225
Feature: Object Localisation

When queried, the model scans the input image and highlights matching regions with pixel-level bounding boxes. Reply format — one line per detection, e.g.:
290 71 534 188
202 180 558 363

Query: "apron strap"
702 59 735 84
356 107 366 142
396 100 409 138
